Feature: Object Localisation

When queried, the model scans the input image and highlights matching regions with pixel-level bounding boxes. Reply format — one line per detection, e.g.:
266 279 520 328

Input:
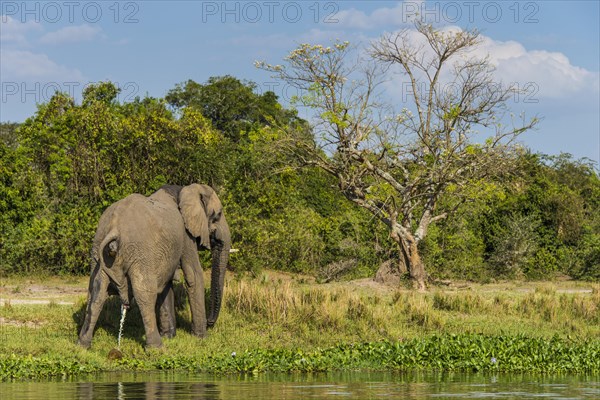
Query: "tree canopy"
165 75 305 142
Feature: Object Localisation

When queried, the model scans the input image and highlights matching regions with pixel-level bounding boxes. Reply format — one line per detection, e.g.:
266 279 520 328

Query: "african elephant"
78 184 231 349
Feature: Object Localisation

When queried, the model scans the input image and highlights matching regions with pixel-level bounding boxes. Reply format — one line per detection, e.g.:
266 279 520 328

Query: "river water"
1 371 598 399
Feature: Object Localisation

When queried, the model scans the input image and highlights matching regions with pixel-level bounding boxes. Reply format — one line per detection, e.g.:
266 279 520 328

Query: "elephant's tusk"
229 249 239 253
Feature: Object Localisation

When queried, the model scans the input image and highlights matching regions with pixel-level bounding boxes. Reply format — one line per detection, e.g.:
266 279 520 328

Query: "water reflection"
77 381 220 399
1 372 598 399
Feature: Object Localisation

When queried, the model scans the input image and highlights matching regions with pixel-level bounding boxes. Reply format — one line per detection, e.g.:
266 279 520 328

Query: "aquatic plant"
3 334 598 380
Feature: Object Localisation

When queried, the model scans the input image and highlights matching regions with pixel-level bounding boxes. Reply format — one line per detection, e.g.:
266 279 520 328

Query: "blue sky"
1 1 599 164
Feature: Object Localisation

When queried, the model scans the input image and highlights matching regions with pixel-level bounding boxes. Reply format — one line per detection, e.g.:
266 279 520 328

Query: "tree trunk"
397 247 408 275
392 228 427 291
406 239 427 291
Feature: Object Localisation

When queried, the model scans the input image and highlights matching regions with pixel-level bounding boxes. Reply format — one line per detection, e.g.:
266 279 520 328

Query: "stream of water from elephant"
2 372 599 399
117 306 127 349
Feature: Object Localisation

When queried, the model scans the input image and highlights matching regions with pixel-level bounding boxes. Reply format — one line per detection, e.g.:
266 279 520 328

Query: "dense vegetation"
0 78 599 282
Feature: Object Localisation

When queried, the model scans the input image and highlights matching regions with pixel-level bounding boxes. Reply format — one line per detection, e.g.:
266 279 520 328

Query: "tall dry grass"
217 277 600 341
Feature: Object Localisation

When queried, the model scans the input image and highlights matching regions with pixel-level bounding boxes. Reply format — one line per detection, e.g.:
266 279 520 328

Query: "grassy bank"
1 273 599 380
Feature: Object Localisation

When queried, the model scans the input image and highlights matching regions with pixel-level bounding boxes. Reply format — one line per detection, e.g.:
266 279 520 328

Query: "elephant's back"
119 194 184 236
96 194 184 243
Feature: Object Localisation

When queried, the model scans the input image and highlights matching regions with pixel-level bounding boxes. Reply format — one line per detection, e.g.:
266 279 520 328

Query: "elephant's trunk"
207 215 231 328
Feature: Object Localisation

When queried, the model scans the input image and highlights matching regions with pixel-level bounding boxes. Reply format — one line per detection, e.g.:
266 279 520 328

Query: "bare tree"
257 22 538 290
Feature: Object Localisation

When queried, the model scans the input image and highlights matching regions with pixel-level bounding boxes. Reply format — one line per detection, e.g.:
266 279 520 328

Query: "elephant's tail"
99 230 120 265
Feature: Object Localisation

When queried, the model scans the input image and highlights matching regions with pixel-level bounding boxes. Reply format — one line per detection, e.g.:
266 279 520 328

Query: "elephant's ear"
203 184 223 218
179 184 210 249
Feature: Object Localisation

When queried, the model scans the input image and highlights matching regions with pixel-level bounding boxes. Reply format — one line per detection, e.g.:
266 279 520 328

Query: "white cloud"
476 36 599 98
334 1 423 30
382 26 598 101
0 49 84 81
0 15 42 45
39 24 102 45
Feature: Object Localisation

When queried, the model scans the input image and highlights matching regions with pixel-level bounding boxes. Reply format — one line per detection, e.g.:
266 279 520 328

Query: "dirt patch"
2 284 86 297
1 298 75 306
0 277 87 305
343 278 396 293
0 316 46 329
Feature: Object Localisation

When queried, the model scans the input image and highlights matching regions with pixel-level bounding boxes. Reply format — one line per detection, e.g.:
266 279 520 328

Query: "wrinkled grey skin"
78 184 231 349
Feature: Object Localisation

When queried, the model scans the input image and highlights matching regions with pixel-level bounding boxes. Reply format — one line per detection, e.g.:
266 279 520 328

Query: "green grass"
1 273 599 380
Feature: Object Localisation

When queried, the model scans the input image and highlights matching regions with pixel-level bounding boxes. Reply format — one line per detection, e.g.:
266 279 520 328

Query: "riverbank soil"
1 273 594 305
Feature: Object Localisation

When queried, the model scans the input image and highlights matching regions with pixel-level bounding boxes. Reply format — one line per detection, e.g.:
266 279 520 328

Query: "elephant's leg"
78 268 110 348
181 238 207 337
157 282 176 338
131 279 162 348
